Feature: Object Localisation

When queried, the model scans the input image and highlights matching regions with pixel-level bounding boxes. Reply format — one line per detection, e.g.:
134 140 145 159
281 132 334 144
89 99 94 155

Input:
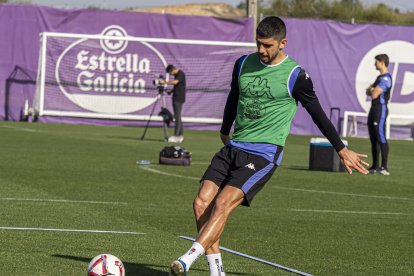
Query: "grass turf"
0 121 413 275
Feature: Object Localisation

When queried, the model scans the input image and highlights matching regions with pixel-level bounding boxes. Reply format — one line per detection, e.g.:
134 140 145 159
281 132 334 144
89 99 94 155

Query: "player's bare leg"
193 180 220 252
170 180 220 276
196 185 244 250
193 180 225 275
170 185 244 275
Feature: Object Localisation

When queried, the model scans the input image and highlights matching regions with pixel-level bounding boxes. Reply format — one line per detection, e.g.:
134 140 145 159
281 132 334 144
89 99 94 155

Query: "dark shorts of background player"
201 146 278 206
368 104 388 144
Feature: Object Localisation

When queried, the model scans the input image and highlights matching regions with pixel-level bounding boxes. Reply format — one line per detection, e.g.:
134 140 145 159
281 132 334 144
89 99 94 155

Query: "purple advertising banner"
1 4 413 138
0 4 253 125
284 18 414 137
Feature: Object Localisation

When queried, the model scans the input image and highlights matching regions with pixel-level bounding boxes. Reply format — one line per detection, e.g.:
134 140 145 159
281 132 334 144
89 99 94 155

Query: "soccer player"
365 54 392 175
169 16 369 276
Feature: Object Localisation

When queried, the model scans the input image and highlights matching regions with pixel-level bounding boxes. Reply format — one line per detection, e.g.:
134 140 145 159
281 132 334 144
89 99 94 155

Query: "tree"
259 0 412 25
363 3 396 24
237 0 246 10
267 0 289 17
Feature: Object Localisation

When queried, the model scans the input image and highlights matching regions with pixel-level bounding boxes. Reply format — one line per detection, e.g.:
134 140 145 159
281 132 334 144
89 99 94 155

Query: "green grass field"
0 121 413 275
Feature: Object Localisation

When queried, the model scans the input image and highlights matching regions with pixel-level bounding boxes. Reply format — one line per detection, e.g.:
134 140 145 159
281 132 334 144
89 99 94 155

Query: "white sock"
178 242 205 271
206 253 225 276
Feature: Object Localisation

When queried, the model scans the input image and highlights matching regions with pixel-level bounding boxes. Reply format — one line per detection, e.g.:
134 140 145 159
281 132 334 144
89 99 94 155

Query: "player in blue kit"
366 54 392 175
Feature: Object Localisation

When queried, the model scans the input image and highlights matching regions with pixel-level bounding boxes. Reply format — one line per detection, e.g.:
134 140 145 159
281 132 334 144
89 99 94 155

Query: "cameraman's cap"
166 64 175 73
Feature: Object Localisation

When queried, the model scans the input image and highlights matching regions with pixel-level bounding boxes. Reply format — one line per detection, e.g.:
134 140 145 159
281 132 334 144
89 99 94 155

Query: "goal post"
342 111 414 140
34 29 256 124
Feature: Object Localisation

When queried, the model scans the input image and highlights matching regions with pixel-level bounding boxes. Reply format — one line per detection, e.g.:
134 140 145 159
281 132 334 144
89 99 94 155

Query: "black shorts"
201 146 278 206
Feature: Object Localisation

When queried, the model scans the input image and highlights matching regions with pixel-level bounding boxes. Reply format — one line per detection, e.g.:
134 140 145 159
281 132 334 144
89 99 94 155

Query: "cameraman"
159 64 186 143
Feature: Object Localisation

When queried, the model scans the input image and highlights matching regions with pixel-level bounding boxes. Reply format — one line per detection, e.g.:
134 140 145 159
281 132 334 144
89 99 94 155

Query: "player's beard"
261 51 279 65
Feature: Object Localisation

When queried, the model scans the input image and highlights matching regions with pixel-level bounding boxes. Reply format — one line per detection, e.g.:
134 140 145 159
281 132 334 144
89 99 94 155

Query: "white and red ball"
87 254 125 276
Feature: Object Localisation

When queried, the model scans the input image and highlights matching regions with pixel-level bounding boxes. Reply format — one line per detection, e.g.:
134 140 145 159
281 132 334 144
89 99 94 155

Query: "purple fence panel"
0 4 253 126
284 18 414 136
1 4 413 138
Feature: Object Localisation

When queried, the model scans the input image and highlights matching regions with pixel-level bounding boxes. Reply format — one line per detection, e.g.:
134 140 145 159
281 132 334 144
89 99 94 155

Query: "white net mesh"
35 32 256 123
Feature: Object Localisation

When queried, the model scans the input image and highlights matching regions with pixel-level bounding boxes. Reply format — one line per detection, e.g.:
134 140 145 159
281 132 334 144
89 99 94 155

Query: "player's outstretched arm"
338 148 369 175
304 101 370 175
291 69 369 175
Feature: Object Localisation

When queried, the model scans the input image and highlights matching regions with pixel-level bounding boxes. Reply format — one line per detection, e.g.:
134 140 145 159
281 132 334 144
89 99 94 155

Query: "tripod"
140 87 171 141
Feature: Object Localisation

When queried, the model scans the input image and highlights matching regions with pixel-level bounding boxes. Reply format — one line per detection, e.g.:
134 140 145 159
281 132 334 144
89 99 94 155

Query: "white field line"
288 209 408 216
179 236 313 276
138 165 414 203
272 186 414 202
0 227 144 235
138 165 199 180
0 197 127 205
1 125 37 132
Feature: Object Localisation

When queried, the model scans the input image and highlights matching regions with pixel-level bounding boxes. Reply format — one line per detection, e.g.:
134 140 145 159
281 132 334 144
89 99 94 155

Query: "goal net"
34 30 256 124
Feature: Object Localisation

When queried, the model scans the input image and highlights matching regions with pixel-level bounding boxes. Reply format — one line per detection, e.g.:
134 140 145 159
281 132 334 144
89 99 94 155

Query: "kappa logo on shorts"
245 163 256 171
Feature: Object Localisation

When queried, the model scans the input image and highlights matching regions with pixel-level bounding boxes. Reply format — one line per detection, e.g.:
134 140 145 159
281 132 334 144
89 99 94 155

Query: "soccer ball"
87 254 125 276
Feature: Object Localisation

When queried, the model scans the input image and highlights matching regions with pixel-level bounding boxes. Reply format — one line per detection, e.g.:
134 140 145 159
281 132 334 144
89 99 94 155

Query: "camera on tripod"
153 74 167 93
140 73 174 141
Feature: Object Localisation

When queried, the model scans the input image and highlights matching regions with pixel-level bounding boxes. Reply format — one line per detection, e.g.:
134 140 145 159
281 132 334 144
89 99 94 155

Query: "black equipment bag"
159 146 191 166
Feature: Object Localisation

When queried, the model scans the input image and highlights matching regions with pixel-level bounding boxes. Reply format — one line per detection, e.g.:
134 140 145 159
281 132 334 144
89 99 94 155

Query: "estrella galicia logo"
241 76 273 119
55 25 168 114
355 40 414 125
100 25 128 54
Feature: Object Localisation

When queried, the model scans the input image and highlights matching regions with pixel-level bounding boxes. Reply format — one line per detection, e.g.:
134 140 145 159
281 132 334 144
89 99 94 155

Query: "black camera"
152 74 167 94
152 74 164 86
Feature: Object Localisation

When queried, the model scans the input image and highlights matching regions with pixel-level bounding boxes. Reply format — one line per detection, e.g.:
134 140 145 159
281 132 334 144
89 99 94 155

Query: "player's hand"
365 85 373 96
220 133 230 145
338 147 369 175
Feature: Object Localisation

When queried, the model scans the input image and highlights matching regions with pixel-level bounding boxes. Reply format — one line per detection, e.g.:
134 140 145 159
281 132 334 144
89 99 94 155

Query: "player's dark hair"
166 64 175 73
256 16 286 40
375 54 389 67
